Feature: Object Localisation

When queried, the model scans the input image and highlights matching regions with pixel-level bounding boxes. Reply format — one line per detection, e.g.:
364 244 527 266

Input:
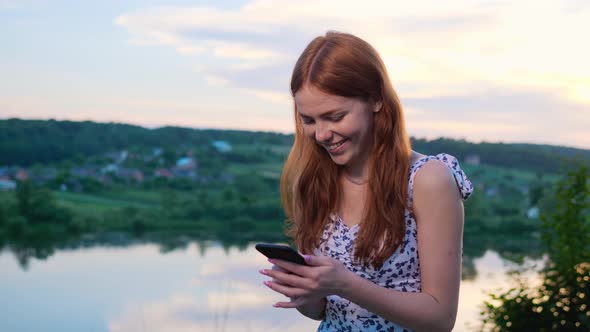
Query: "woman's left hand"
259 255 351 308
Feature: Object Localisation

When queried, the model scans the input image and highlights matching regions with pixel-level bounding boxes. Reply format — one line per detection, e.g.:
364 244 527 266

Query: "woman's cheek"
303 126 315 139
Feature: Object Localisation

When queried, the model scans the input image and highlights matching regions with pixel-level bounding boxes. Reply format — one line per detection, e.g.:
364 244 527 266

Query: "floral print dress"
315 153 474 332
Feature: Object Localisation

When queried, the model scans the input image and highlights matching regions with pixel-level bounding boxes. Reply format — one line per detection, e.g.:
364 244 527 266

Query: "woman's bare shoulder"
413 158 460 203
410 150 427 165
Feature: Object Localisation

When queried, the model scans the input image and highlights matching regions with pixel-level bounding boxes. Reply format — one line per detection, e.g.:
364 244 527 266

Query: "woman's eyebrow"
298 108 346 118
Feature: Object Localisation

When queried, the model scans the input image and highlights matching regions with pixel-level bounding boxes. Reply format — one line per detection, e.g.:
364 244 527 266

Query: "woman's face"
294 84 380 175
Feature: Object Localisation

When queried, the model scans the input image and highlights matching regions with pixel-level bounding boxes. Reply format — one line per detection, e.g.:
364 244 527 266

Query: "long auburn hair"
280 31 412 269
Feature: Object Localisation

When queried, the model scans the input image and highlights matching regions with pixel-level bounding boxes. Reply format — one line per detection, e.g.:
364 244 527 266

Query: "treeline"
411 138 590 174
1 118 589 174
0 118 292 166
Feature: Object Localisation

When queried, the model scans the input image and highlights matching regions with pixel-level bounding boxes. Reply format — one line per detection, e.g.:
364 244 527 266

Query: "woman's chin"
328 153 350 166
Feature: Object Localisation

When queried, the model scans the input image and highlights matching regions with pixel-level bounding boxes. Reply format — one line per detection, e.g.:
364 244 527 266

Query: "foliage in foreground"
480 165 590 331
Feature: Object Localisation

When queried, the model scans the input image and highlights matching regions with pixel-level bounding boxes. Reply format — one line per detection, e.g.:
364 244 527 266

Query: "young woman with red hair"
259 31 473 331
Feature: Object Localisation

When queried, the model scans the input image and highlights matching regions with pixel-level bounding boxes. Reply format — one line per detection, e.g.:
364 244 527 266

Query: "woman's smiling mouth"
324 138 349 153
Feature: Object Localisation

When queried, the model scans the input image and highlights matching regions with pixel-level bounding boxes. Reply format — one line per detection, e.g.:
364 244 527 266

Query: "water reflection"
0 235 545 332
1 228 542 273
0 229 288 270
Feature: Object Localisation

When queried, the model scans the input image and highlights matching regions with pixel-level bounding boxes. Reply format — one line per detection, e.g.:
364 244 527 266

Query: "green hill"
1 118 588 174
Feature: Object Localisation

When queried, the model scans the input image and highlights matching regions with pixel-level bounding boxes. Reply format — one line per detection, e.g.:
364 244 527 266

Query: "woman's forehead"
294 85 354 115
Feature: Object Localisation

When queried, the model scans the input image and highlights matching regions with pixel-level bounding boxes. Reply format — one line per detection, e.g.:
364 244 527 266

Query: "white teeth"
327 140 346 150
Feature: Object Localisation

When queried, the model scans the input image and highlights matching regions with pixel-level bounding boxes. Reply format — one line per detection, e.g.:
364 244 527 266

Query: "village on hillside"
0 140 234 192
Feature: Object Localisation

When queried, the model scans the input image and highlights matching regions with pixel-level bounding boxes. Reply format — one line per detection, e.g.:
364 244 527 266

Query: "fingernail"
304 255 311 262
272 303 279 308
264 281 272 288
259 269 268 275
268 258 275 263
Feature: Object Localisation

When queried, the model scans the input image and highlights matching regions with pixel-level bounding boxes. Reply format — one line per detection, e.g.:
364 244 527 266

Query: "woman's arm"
263 160 464 331
342 160 464 331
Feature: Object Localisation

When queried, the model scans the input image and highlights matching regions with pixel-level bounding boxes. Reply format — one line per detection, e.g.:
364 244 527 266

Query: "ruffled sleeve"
434 153 474 200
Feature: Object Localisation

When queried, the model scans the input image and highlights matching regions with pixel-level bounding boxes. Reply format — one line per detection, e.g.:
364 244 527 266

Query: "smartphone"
255 243 309 266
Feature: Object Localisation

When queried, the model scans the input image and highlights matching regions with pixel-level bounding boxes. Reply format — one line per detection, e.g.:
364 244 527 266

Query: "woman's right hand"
270 264 301 302
261 262 325 319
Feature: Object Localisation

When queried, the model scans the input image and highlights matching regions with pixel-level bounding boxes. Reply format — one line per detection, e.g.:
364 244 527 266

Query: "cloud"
404 84 590 147
406 85 588 119
107 244 321 332
99 1 590 147
0 0 43 10
115 1 589 103
114 5 298 65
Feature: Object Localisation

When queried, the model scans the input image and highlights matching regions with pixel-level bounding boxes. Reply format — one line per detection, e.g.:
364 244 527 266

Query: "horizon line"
2 116 589 152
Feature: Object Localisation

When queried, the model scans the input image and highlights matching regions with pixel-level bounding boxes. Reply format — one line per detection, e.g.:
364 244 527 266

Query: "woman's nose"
315 122 333 142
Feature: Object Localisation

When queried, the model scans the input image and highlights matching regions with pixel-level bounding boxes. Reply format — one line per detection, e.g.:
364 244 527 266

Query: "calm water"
0 237 542 332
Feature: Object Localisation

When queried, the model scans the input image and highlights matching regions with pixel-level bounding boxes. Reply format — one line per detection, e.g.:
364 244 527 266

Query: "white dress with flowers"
315 153 474 332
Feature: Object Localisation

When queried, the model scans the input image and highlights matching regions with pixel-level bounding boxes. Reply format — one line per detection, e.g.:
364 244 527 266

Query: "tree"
541 165 590 273
0 200 6 226
16 180 33 218
480 164 590 331
15 180 72 225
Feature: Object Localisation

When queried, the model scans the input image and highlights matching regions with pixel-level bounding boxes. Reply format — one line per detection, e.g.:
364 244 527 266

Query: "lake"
0 233 543 332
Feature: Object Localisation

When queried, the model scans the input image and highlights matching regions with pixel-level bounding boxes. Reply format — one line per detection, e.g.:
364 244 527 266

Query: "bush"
480 165 590 331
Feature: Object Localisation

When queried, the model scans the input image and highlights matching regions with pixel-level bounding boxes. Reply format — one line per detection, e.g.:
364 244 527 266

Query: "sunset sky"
1 0 589 148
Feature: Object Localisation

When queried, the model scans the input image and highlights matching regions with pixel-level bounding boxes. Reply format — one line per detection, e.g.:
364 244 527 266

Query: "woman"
259 31 473 332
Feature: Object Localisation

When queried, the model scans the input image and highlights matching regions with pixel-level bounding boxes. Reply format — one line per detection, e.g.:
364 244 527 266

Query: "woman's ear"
373 101 383 113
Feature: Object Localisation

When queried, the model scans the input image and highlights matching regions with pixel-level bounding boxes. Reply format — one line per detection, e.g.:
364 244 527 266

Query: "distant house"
172 168 197 180
465 154 480 166
0 167 10 178
118 150 128 163
72 167 98 178
101 163 119 174
0 166 21 179
527 206 540 219
0 179 16 191
152 148 163 157
146 148 164 161
116 168 144 182
176 157 196 170
212 140 232 153
155 168 173 179
105 150 128 164
15 169 28 181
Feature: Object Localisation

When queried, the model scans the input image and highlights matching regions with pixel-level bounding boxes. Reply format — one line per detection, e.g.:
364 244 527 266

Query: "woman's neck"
342 171 368 185
342 161 370 185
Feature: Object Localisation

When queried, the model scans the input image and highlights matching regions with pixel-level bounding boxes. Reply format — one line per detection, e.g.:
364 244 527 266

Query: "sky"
1 0 589 149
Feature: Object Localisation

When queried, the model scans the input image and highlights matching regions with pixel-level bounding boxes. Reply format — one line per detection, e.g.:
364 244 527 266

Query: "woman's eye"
301 117 314 124
329 115 344 122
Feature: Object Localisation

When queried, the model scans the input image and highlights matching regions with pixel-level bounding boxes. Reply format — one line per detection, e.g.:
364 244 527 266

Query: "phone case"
255 243 308 265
